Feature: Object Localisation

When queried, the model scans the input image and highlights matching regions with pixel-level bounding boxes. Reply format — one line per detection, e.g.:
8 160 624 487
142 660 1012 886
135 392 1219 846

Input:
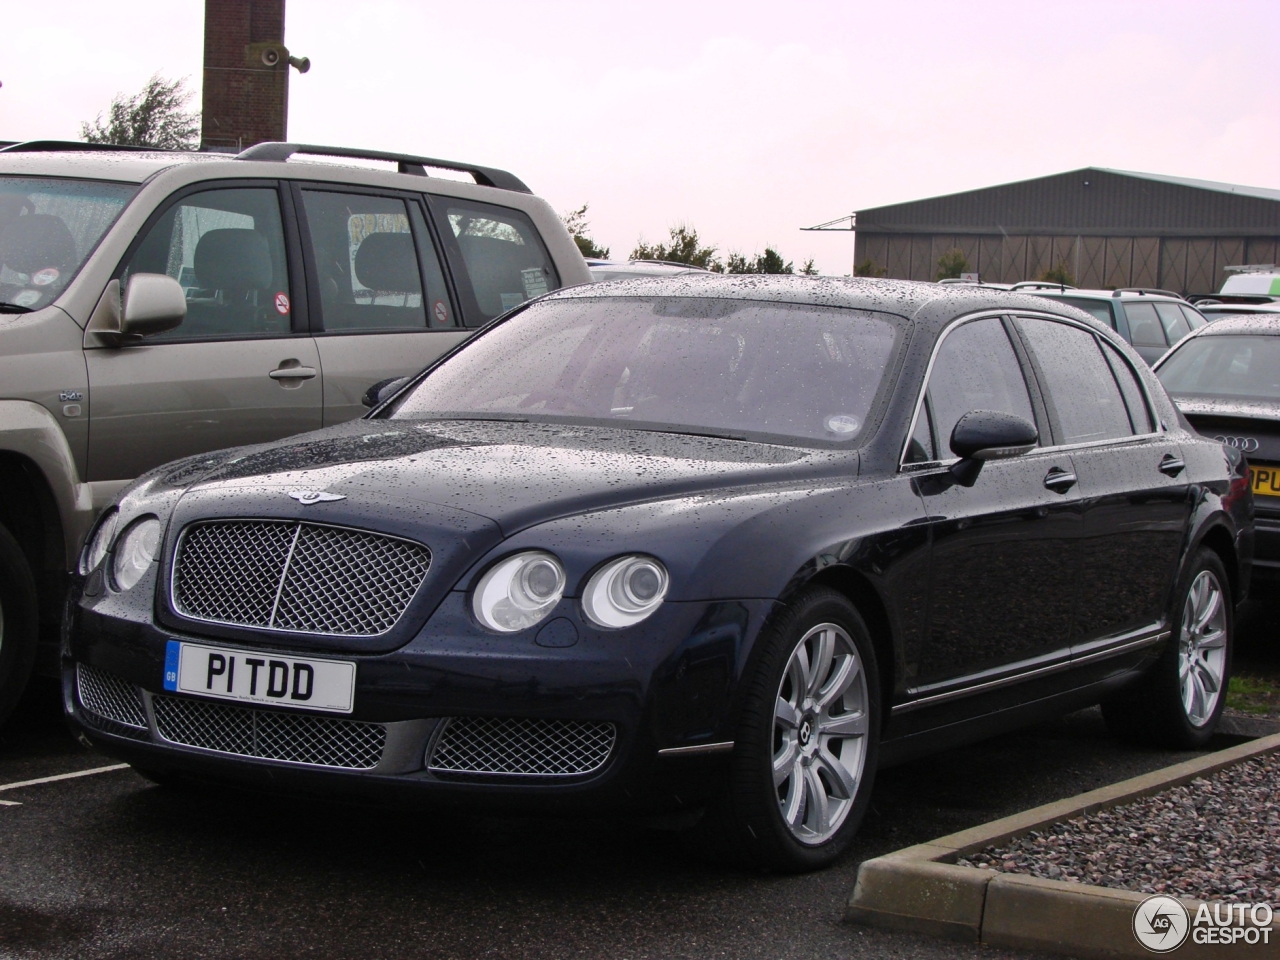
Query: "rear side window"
1180 304 1208 330
301 191 454 332
437 199 559 324
917 316 1035 461
1099 340 1154 433
1123 302 1166 347
1017 318 1132 444
121 186 291 340
1155 303 1191 344
1054 297 1115 329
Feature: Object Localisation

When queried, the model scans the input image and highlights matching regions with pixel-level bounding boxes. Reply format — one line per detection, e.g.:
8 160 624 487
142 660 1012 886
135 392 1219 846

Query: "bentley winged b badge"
288 490 347 505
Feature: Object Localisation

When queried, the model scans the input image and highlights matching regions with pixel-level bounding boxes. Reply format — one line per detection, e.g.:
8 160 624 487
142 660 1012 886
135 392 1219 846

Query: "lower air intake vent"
153 696 385 769
77 663 147 729
428 717 616 777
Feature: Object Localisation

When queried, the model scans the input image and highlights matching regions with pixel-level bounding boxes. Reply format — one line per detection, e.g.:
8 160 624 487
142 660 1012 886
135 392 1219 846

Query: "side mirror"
121 273 186 338
948 410 1038 487
362 376 411 408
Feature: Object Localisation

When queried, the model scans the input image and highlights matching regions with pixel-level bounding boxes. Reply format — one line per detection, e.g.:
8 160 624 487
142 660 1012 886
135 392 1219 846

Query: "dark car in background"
66 277 1251 872
1154 314 1279 593
1031 288 1209 365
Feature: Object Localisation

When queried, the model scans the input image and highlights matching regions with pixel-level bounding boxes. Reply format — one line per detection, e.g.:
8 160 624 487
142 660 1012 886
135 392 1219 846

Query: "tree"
935 248 969 281
800 258 818 276
631 224 721 270
560 203 610 259
81 74 200 150
854 257 886 277
725 247 794 275
1039 260 1075 286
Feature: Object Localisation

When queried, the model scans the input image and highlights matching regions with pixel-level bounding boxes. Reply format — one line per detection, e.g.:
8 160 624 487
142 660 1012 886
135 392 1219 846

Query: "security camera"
261 47 281 67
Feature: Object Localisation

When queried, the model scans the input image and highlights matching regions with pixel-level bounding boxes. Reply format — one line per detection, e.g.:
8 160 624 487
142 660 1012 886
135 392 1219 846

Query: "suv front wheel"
0 523 39 727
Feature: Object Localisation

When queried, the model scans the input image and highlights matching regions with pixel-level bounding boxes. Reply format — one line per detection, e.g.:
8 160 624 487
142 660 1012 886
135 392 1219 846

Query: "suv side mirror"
948 410 1038 487
121 273 186 338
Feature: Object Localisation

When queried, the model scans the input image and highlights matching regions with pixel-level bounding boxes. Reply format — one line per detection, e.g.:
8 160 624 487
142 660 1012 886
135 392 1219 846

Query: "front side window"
122 187 291 339
1156 335 1280 401
437 198 559 323
1123 302 1166 348
301 191 453 332
1017 318 1132 445
390 297 902 444
0 176 136 311
917 316 1035 461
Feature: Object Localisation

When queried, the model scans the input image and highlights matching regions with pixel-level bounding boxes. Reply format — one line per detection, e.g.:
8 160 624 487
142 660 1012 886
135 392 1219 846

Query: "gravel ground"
959 751 1280 903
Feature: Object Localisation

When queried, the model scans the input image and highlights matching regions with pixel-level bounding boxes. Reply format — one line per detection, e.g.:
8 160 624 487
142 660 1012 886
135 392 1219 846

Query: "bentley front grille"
152 696 386 769
171 519 431 637
427 717 617 777
76 663 147 729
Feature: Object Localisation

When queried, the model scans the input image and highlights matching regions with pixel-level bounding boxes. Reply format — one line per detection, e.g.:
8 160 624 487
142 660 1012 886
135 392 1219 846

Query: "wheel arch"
1195 522 1241 605
0 449 68 627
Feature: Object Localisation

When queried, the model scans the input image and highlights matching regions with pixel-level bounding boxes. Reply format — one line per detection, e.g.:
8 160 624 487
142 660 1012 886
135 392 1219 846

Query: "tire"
0 523 39 729
1103 548 1232 749
698 587 881 872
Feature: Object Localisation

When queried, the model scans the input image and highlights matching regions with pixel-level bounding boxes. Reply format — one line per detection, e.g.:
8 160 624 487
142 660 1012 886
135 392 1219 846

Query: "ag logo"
1133 895 1190 953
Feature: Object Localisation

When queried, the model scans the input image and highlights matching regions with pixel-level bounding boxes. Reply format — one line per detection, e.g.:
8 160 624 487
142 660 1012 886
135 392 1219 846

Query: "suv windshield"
0 177 136 311
1156 335 1280 400
390 296 902 443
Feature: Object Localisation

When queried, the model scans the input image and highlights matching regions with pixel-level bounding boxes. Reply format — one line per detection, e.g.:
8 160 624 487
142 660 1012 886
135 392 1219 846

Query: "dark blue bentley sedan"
66 276 1252 871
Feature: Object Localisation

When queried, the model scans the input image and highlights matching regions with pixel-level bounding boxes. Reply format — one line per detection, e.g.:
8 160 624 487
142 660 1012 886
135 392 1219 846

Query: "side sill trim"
657 741 734 757
890 630 1168 716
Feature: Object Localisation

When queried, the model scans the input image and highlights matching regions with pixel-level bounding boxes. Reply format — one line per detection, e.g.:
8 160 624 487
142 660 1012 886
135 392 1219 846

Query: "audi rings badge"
1214 435 1260 453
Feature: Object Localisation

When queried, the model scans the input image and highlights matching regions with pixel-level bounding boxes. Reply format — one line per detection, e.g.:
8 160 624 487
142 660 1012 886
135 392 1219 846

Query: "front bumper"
65 588 770 813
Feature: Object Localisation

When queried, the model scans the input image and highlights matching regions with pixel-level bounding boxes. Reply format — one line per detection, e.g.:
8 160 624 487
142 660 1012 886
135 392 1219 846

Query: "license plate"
162 640 356 714
1250 464 1280 499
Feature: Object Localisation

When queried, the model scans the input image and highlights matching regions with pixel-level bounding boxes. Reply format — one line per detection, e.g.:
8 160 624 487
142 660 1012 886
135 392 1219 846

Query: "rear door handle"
269 364 318 381
1159 454 1186 477
1043 467 1077 493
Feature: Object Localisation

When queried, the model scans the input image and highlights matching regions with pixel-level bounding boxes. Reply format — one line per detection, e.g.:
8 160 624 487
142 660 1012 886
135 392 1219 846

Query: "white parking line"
0 763 130 794
0 800 20 807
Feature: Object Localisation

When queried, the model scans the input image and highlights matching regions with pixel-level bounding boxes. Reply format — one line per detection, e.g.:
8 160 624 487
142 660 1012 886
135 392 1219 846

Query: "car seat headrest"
353 232 421 294
0 213 78 275
193 229 273 292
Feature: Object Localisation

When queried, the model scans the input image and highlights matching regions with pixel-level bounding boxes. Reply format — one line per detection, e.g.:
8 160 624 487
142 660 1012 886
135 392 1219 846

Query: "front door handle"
269 361 318 381
1159 453 1186 477
1043 467 1077 493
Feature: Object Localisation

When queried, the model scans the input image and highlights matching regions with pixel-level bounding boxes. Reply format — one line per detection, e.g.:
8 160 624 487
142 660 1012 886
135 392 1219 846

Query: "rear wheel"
0 523 39 729
1103 548 1232 748
700 587 880 872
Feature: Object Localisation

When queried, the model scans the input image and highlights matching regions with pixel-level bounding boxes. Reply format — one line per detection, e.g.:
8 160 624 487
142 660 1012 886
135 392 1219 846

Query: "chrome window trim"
898 309 1166 472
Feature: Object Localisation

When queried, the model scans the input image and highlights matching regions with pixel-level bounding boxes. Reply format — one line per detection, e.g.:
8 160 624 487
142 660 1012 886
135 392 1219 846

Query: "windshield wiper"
0 301 35 314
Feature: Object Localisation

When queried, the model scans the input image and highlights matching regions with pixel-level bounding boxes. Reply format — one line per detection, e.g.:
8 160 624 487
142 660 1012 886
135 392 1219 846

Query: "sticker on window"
521 267 549 299
433 300 449 324
13 289 41 307
825 414 862 436
274 292 290 315
32 267 60 286
500 292 525 312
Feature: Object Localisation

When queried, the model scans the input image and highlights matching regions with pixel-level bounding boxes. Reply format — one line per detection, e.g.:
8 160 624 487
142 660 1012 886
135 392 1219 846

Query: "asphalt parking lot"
2 606 1276 960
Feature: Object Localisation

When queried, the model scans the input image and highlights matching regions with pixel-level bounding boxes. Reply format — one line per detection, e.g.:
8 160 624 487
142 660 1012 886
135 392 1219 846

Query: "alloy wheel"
1178 569 1227 727
772 622 870 845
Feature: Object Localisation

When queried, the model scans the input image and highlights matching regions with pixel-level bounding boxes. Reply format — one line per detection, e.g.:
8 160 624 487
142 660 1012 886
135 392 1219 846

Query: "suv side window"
1123 302 1166 348
1155 302 1191 344
1099 339 1154 434
1180 304 1208 330
434 198 560 324
300 191 454 332
121 187 292 340
1016 318 1132 445
909 316 1035 463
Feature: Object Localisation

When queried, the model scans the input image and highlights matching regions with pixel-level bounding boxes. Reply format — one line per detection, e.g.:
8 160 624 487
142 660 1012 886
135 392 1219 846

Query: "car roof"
0 148 222 183
1187 314 1280 337
1033 288 1186 303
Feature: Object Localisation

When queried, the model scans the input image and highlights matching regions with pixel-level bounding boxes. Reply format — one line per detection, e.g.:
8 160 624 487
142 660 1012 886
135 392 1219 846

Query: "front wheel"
1103 548 1232 748
704 587 881 872
0 523 39 729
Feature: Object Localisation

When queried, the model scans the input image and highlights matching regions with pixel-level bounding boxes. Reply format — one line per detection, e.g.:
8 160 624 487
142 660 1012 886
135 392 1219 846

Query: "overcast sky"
3 0 1278 273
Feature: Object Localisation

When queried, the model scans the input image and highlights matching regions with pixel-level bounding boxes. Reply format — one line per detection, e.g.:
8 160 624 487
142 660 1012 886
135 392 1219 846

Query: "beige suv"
0 141 589 722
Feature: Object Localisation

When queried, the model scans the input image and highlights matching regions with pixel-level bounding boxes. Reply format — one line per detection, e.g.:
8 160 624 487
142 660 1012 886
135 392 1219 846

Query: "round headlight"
80 509 119 575
581 556 669 629
112 517 161 592
472 551 566 633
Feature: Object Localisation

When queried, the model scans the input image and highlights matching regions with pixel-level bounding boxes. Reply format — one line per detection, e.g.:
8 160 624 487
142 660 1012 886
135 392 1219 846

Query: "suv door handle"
1159 453 1186 477
269 364 318 381
1043 467 1077 493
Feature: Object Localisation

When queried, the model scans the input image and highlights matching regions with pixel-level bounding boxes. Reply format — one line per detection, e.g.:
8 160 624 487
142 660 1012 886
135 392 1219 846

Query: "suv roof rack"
1010 280 1076 292
1112 287 1186 300
234 142 531 193
0 140 190 154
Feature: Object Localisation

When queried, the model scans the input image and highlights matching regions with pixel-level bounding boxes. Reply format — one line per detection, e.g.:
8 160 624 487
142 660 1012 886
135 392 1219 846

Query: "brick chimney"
200 0 290 151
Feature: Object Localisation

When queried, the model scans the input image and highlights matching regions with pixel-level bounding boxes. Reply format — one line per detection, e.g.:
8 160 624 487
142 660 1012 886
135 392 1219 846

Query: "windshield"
0 177 137 310
389 296 903 444
1156 335 1280 401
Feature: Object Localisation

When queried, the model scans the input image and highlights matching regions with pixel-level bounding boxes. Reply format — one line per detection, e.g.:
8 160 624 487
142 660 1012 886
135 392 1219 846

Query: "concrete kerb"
847 731 1280 958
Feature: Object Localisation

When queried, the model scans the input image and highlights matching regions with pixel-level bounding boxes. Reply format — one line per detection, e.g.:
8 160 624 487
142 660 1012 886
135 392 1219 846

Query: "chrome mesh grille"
76 663 147 729
172 520 431 636
428 717 616 777
152 696 385 769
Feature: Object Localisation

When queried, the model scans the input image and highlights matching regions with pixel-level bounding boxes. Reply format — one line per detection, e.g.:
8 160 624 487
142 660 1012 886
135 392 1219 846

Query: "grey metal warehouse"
846 168 1280 295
